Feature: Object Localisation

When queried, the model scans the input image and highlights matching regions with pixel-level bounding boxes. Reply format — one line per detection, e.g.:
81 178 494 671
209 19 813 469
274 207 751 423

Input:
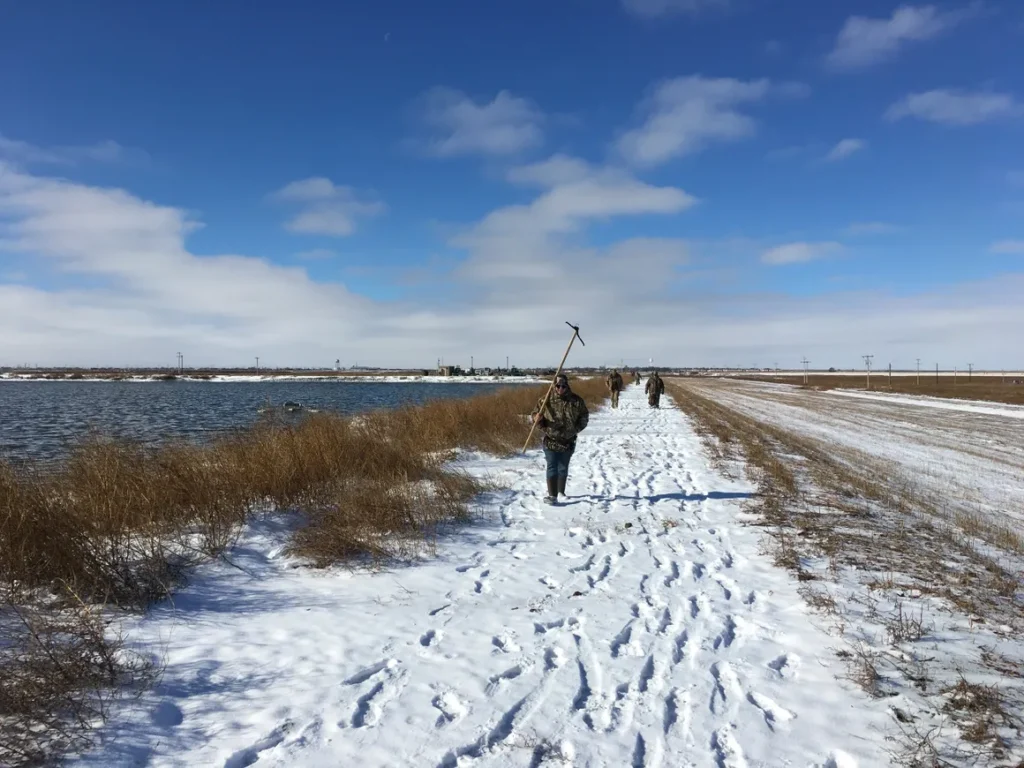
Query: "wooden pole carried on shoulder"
521 322 585 453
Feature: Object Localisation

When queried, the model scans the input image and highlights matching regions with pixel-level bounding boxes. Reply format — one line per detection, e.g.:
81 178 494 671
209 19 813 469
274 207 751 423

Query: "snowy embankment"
69 386 888 767
698 380 1024 530
720 371 1024 379
676 378 1024 765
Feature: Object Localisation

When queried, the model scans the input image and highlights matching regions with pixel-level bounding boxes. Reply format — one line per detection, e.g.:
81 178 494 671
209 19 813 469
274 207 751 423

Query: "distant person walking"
605 368 623 408
531 374 590 504
633 369 641 385
645 371 665 408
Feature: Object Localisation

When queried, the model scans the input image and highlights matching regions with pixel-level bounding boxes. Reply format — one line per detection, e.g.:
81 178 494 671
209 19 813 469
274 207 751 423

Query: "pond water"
0 380 535 462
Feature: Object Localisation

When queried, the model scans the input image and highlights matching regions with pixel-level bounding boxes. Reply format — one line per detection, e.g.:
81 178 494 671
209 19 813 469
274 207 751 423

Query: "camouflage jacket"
532 390 589 452
645 376 665 395
606 372 623 391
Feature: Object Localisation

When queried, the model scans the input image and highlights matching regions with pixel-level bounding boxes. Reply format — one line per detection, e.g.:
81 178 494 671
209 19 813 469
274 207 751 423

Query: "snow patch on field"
828 388 1024 419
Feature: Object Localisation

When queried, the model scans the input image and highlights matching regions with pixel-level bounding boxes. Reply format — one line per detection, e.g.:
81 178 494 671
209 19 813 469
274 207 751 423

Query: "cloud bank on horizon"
0 1 1021 370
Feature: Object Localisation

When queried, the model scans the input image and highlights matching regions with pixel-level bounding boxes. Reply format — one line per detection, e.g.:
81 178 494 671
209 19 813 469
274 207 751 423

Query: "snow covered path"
73 386 889 768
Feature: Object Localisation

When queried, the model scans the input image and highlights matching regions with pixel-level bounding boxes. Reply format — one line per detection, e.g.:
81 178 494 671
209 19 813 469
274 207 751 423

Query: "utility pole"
888 362 892 388
935 363 939 385
506 355 509 372
801 357 809 385
471 355 474 372
968 363 973 380
863 354 874 390
255 356 260 374
916 358 920 386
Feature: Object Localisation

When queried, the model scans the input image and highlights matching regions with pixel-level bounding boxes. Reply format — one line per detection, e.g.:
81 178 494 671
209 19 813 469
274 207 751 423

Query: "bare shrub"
884 600 930 645
0 587 153 767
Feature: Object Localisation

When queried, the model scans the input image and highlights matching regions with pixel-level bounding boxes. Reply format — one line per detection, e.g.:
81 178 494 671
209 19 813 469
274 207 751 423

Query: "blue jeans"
544 447 574 480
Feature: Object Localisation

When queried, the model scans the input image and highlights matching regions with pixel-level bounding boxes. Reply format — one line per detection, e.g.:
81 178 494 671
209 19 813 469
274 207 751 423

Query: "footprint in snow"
222 720 294 768
767 653 801 680
420 629 443 647
747 691 795 731
819 750 858 768
432 690 467 727
540 575 560 589
486 663 531 696
492 633 521 654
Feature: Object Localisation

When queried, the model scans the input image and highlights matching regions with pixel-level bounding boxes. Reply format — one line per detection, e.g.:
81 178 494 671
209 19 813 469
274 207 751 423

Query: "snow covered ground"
70 385 890 768
673 378 1024 765
826 388 1024 419
719 371 1024 379
689 379 1024 532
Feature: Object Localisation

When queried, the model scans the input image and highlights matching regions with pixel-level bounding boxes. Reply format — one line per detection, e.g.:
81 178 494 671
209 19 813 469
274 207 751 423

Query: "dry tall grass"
0 375 610 765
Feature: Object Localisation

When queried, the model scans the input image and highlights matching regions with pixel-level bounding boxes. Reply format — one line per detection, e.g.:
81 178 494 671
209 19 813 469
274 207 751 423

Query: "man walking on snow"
645 371 665 408
605 368 623 408
531 374 590 505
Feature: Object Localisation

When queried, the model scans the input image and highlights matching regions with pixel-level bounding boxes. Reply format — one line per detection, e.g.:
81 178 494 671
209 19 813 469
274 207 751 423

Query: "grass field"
736 373 1024 405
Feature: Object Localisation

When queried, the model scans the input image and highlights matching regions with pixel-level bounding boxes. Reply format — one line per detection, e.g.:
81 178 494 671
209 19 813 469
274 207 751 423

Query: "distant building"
437 364 463 376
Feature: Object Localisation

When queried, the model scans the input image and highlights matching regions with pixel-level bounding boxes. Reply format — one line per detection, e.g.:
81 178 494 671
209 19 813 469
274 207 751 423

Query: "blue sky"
1 0 1022 369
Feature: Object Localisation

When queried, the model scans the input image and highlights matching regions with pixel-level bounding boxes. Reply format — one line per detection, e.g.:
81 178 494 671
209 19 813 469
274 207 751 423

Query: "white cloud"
621 0 728 18
0 161 378 366
446 156 697 324
885 89 1021 125
456 157 696 252
761 241 842 265
845 222 901 235
0 135 66 165
617 76 805 167
0 133 150 167
270 178 386 237
990 240 1024 254
825 138 866 162
506 154 592 187
414 87 544 157
2 162 1023 370
826 5 965 71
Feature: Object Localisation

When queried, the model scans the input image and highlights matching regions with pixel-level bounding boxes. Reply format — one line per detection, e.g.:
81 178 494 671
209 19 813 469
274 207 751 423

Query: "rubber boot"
545 476 558 505
556 475 567 498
